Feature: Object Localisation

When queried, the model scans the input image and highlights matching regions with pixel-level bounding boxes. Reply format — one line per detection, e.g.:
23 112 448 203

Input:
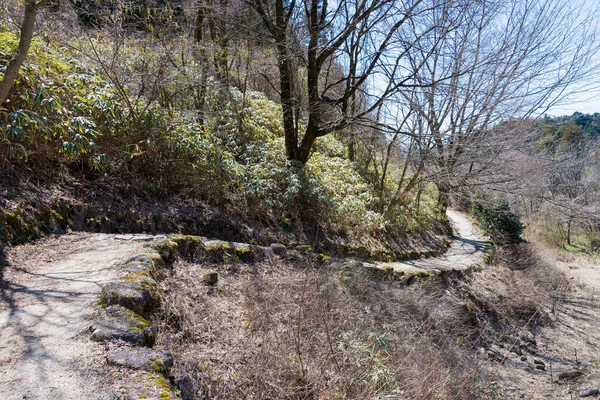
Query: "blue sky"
547 93 600 116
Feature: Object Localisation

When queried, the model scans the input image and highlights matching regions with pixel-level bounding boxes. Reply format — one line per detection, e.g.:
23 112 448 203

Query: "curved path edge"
369 209 489 274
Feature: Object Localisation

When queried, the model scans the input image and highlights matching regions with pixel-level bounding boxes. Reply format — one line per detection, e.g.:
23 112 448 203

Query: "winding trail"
0 211 487 399
374 209 489 272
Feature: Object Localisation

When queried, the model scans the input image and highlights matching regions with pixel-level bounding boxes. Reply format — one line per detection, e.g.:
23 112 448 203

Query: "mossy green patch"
234 243 260 262
152 239 179 264
317 253 331 264
120 308 151 329
564 243 586 254
171 235 205 260
147 356 165 373
205 241 238 263
381 265 393 272
141 373 178 399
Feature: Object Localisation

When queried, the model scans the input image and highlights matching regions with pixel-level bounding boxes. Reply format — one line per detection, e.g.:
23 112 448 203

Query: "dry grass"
156 243 570 399
457 243 570 335
492 243 570 295
157 258 486 399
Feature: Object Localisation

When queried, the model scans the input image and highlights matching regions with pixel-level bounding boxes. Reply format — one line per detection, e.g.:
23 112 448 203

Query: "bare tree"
394 0 600 210
246 0 435 164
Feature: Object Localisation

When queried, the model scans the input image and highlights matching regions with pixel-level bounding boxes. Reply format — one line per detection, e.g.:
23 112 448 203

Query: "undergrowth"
158 259 483 399
155 238 569 399
0 31 444 242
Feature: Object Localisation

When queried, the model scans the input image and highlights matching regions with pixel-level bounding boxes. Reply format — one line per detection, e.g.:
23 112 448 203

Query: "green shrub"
0 32 130 168
470 202 524 244
1 33 440 240
587 232 600 253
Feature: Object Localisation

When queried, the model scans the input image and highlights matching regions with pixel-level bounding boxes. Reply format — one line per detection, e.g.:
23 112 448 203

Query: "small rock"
533 359 545 366
202 270 218 286
521 356 527 361
524 331 536 346
535 364 546 371
579 387 599 397
90 306 155 346
100 279 159 316
487 349 502 361
270 243 287 255
296 244 313 254
175 371 196 400
106 347 173 374
558 369 584 381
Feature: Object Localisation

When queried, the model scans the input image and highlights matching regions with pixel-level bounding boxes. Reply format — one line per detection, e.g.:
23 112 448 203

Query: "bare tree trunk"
437 182 451 212
415 182 423 215
194 0 209 125
0 0 38 106
275 38 298 161
377 132 401 213
215 0 229 85
348 138 355 161
248 0 428 165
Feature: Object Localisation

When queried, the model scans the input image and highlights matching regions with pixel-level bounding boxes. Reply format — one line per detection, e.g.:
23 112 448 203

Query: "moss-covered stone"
38 204 65 233
100 278 160 317
152 239 179 264
296 244 313 254
106 347 173 374
1 208 41 245
171 235 205 260
370 248 394 262
347 245 370 258
270 243 287 255
235 243 263 262
202 269 219 286
343 259 364 271
120 263 155 279
127 252 166 275
204 240 237 263
90 306 155 346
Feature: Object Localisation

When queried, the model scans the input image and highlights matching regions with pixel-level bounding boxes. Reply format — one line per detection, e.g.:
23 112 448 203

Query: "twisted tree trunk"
0 0 40 106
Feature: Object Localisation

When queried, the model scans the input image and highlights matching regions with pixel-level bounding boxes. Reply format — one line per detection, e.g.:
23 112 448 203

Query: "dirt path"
376 209 488 272
1 213 597 399
0 234 163 400
0 211 485 400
